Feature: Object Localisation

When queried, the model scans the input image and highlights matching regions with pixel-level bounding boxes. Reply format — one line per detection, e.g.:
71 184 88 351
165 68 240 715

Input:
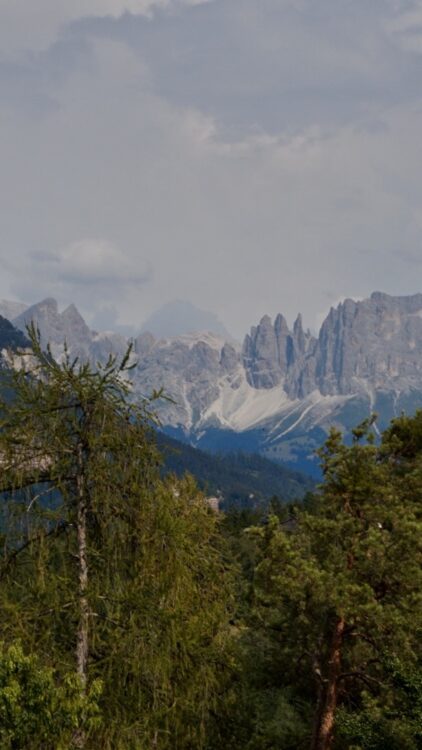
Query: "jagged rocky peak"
370 290 422 312
293 313 315 355
275 313 289 331
13 298 90 353
14 297 57 322
315 292 422 395
241 292 422 399
274 313 292 371
2 290 421 471
13 298 62 346
243 314 284 389
61 304 92 345
13 296 56 322
11 298 127 364
242 312 312 389
293 313 305 348
289 313 314 364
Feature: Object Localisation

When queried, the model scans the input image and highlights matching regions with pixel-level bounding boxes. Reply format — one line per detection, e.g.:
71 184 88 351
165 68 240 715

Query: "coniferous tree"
240 419 421 750
0 328 235 748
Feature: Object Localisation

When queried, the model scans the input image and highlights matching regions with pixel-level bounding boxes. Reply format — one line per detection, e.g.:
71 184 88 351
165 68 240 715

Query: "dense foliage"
0 330 420 749
218 416 422 750
0 330 234 748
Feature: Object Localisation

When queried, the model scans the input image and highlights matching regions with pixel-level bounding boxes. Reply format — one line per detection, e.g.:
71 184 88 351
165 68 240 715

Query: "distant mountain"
157 432 315 510
132 292 422 474
140 300 233 340
12 297 128 363
0 298 314 508
3 292 422 476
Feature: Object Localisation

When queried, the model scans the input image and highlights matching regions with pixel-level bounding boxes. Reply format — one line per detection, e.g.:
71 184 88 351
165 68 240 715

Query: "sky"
1 0 422 338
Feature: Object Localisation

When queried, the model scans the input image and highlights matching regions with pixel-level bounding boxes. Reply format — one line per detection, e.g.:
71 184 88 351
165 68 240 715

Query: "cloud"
4 236 151 318
385 2 422 53
90 304 137 335
0 1 422 337
76 0 422 138
0 0 210 55
33 239 151 286
399 249 422 265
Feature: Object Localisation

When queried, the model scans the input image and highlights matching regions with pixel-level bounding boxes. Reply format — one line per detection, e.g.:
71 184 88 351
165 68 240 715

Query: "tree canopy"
0 329 420 749
0 329 235 748
224 417 422 750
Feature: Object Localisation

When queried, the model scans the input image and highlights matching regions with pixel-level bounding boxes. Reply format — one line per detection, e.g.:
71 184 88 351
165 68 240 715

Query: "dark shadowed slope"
157 432 315 510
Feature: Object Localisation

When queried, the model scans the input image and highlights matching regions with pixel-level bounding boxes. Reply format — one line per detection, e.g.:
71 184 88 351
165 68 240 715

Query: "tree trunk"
74 443 89 748
311 616 345 750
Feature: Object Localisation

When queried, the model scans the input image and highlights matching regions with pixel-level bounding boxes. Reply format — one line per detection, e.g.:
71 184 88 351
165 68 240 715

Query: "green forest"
0 331 420 749
157 432 315 510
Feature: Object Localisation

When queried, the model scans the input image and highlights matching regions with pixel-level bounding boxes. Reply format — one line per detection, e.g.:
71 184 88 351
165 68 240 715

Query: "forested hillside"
157 432 315 509
0 330 420 749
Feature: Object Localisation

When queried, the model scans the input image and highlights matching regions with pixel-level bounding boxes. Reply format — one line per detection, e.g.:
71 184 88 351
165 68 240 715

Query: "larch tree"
0 327 160 746
0 327 235 749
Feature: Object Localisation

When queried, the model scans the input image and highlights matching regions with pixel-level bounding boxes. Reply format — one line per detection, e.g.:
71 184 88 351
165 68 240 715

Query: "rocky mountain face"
133 331 238 428
243 292 422 399
313 292 422 396
12 298 128 363
242 313 315 390
2 292 421 475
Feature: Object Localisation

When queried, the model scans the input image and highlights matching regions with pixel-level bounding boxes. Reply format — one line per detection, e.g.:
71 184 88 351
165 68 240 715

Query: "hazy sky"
1 0 422 337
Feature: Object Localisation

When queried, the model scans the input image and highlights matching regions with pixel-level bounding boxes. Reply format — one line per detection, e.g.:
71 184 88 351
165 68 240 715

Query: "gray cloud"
68 0 422 135
0 1 422 336
0 0 206 55
30 240 151 286
3 236 151 316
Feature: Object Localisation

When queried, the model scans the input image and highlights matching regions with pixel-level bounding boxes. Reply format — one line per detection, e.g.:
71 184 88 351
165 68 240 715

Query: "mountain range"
0 291 421 476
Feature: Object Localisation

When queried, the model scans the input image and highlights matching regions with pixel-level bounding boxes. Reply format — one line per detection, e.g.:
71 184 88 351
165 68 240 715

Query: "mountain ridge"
2 291 421 474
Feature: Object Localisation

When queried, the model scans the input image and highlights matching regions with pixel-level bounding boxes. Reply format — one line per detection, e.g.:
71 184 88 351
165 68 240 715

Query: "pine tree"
247 420 421 750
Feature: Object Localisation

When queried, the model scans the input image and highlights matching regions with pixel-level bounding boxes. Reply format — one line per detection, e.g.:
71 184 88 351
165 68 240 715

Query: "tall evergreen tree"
0 328 234 748
244 419 421 750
